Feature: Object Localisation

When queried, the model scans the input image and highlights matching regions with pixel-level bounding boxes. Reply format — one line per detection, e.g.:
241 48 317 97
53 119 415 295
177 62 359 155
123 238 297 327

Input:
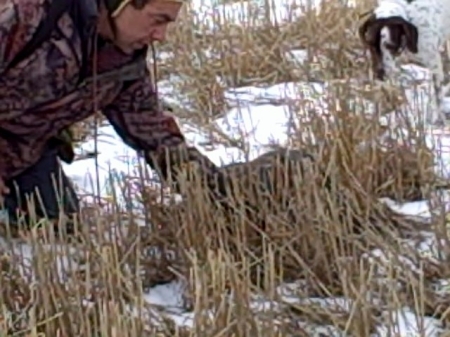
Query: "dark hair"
102 0 150 37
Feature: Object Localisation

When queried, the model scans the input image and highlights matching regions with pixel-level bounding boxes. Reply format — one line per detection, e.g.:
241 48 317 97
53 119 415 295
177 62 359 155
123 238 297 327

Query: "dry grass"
3 0 450 335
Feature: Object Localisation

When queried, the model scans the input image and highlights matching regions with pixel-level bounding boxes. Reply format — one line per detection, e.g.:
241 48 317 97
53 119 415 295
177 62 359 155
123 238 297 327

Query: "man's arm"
102 76 224 190
103 77 185 152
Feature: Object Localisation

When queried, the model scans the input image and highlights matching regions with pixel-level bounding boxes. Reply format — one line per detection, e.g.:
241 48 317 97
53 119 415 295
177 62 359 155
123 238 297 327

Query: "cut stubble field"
2 0 450 336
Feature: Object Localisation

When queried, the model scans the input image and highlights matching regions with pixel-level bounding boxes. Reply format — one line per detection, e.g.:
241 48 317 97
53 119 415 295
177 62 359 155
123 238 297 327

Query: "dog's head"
359 14 419 80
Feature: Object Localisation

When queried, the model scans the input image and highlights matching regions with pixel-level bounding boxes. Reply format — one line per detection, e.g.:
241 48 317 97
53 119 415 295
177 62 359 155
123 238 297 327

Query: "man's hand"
142 107 231 197
145 144 230 197
146 145 211 182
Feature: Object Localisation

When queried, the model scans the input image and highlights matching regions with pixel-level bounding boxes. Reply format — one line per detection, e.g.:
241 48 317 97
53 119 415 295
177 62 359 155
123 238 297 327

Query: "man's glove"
145 144 230 199
144 105 231 199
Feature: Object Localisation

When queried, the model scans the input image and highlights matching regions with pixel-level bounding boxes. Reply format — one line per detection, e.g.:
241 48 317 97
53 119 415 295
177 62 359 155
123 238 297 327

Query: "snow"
377 310 442 337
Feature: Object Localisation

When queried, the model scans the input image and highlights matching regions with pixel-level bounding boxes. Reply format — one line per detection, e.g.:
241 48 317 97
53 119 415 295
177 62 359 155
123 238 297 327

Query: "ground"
1 0 450 336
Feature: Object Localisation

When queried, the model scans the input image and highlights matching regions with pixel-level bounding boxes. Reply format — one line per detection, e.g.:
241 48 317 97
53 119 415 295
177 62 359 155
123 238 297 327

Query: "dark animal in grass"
150 147 430 289
205 148 427 287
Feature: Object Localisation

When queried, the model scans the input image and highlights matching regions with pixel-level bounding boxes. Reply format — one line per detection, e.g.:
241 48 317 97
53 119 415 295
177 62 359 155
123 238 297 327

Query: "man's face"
112 0 182 54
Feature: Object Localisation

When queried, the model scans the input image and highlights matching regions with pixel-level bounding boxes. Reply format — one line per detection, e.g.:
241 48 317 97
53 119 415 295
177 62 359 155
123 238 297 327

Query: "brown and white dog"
359 0 450 125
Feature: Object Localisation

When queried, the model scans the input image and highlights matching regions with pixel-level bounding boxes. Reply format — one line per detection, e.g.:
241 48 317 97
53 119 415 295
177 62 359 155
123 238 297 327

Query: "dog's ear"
359 14 386 79
382 17 419 54
401 21 419 53
359 13 380 45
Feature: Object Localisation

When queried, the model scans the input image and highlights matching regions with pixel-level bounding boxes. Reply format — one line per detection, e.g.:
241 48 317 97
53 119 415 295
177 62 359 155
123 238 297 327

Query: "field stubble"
2 0 450 335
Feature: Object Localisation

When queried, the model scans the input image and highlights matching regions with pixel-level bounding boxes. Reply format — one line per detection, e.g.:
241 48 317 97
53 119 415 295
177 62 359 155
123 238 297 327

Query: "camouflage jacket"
0 0 185 181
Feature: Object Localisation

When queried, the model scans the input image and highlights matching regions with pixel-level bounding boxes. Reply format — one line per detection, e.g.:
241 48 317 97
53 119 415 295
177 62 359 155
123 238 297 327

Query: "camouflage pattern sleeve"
0 0 46 182
102 75 187 157
103 77 229 189
0 0 45 71
102 70 230 194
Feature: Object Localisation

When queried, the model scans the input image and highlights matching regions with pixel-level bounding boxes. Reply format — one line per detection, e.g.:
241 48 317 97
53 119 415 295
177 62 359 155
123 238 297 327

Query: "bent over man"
0 0 224 230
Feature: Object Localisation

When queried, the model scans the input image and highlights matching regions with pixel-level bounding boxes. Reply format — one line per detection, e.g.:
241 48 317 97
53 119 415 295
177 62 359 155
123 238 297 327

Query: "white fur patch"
375 0 409 19
380 27 398 74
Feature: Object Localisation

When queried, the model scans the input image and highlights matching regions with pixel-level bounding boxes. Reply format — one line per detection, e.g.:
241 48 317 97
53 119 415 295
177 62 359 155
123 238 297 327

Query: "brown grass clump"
289 81 442 203
311 113 439 202
353 142 437 202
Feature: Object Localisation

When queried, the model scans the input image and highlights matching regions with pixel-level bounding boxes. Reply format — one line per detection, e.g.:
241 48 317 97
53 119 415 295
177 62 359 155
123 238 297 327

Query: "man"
0 0 225 230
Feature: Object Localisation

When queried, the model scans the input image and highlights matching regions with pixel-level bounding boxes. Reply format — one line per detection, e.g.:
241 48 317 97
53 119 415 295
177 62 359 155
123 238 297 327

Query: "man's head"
98 0 182 54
